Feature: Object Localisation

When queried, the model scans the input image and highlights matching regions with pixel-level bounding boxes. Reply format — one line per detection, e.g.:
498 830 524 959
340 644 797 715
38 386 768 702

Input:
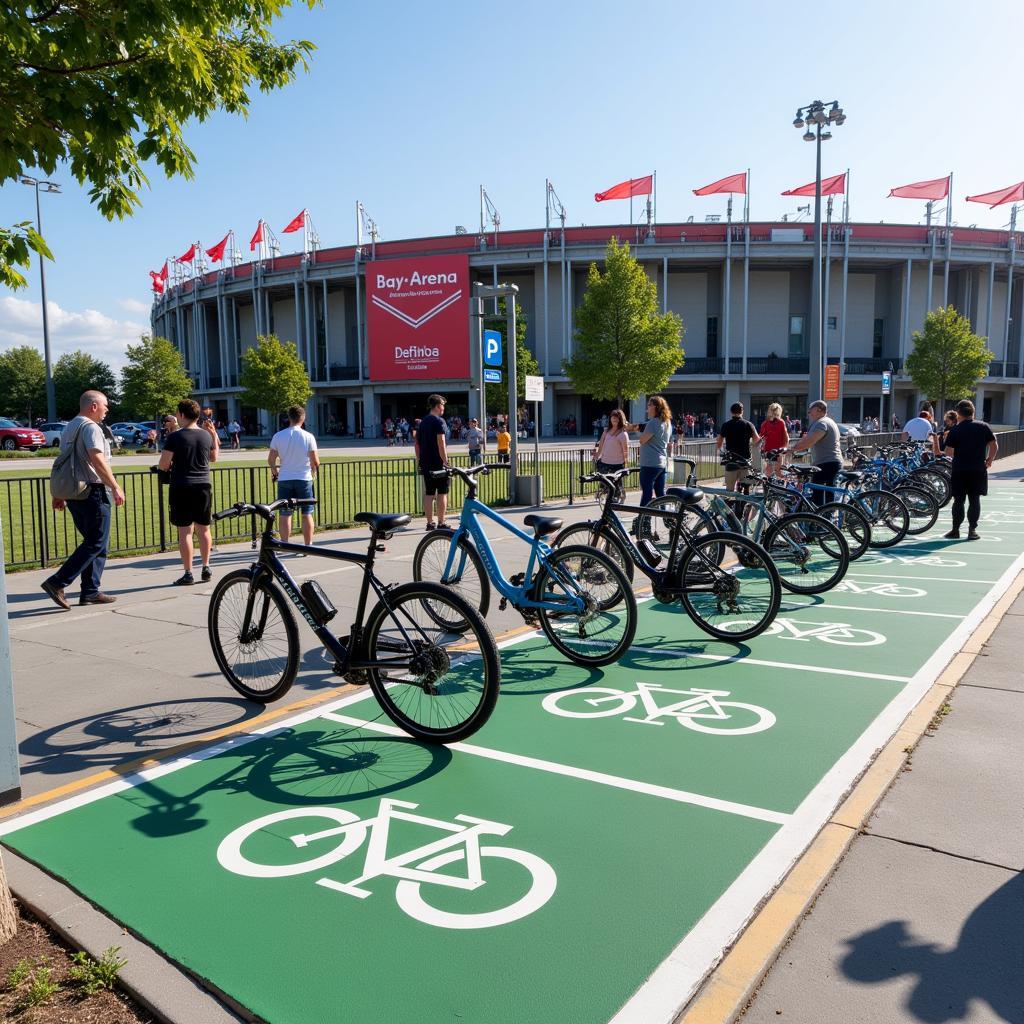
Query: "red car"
0 418 46 451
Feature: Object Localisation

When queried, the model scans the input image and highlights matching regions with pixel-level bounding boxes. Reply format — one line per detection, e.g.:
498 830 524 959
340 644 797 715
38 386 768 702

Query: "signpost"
0 521 19 807
484 369 502 383
881 367 892 432
483 330 503 367
525 375 544 490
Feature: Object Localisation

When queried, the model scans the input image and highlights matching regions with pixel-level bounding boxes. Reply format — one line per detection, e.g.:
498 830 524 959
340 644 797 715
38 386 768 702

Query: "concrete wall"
667 272 708 356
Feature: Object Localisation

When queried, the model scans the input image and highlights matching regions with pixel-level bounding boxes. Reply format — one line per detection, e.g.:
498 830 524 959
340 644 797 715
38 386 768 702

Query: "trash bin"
515 475 543 507
673 457 697 486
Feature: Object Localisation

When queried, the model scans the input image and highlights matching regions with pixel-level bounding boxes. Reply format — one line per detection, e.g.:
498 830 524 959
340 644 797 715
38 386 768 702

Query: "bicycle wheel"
762 513 849 594
635 496 717 562
817 501 871 560
895 484 939 535
910 468 951 508
531 545 637 666
857 490 909 548
679 533 782 641
208 569 300 703
362 581 500 744
554 522 634 582
413 530 490 629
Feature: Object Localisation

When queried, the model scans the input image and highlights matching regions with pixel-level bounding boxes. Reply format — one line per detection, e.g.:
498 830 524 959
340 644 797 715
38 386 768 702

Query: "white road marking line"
876 548 1017 558
296 564 359 580
10 610 107 634
781 603 964 619
846 572 999 584
320 712 790 825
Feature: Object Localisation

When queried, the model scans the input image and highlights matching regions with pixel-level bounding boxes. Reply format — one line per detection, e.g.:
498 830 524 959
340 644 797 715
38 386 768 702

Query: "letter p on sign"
484 330 503 367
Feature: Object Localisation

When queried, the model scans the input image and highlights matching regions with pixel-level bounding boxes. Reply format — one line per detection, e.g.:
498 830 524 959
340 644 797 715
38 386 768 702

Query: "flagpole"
839 171 850 393
742 169 750 376
823 195 834 394
1007 204 1018 377
943 173 953 306
724 195 732 379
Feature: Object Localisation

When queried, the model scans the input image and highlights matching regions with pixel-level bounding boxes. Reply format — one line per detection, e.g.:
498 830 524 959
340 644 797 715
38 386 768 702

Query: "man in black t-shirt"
417 394 450 530
158 399 217 584
716 402 761 491
942 399 997 541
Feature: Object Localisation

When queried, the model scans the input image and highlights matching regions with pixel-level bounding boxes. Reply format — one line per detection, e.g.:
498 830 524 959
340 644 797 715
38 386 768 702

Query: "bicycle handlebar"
579 466 636 485
213 498 317 523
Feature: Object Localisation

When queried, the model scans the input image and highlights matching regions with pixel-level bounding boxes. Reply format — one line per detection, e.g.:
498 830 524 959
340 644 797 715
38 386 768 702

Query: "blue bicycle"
413 464 637 666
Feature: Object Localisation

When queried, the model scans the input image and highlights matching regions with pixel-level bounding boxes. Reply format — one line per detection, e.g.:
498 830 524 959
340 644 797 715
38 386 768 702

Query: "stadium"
150 217 1024 436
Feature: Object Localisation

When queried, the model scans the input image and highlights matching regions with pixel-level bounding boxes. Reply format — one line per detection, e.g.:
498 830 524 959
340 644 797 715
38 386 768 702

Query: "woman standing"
592 409 630 500
632 395 673 506
759 403 790 478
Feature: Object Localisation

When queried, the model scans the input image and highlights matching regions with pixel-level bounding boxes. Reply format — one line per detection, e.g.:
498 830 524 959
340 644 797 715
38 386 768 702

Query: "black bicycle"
207 498 500 744
554 468 782 641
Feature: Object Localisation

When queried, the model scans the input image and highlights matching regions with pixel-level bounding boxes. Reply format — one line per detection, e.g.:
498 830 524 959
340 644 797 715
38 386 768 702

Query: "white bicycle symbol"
725 617 886 646
832 580 927 598
857 553 966 568
217 798 557 930
542 683 775 734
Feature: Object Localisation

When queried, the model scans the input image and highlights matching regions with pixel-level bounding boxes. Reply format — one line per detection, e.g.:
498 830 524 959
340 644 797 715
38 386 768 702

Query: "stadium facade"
151 220 1024 435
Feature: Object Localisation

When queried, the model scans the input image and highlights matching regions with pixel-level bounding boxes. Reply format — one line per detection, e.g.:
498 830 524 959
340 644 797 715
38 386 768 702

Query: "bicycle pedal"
499 597 509 612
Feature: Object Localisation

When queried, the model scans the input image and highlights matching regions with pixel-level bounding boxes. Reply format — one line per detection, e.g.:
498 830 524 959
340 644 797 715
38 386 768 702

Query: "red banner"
782 172 846 197
206 233 230 262
693 172 747 196
177 243 196 263
282 210 305 233
366 254 470 381
594 175 653 202
249 221 263 251
824 363 841 401
966 181 1024 208
888 176 950 200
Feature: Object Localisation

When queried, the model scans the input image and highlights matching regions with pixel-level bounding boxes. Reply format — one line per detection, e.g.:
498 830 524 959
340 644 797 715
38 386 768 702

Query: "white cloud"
117 297 152 315
0 296 149 371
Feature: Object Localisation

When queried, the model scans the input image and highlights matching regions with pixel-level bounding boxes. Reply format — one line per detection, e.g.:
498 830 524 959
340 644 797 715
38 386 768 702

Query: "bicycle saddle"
837 470 864 482
523 514 563 538
788 465 821 477
665 486 705 505
355 512 412 535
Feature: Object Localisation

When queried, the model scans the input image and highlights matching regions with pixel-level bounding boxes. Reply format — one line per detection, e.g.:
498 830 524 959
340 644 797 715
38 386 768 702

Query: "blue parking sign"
881 371 892 395
484 330 503 367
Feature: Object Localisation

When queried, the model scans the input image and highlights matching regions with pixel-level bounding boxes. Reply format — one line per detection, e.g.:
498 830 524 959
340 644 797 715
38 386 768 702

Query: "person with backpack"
41 390 125 610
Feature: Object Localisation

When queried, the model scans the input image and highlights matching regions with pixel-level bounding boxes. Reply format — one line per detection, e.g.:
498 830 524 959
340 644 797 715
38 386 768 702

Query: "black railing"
677 358 724 374
728 357 810 374
842 358 903 375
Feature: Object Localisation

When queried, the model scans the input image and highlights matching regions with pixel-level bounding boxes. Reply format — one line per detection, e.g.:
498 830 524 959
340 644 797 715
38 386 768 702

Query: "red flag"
249 220 264 251
782 172 846 197
693 172 747 196
177 243 196 263
282 210 306 233
594 175 653 202
206 233 230 262
966 181 1024 208
149 271 165 294
888 176 950 200
158 261 168 282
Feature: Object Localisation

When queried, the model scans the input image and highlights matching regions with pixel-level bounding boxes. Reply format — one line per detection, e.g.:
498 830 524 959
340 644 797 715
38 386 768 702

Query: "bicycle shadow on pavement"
123 726 451 839
612 640 754 672
839 871 1023 1024
495 650 604 697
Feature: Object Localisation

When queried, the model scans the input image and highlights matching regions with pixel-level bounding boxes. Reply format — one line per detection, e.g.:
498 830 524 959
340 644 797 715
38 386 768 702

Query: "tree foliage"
904 305 993 408
0 346 47 421
564 238 684 410
0 1 317 286
54 350 118 419
239 334 311 415
484 297 540 414
120 335 192 421
0 223 52 291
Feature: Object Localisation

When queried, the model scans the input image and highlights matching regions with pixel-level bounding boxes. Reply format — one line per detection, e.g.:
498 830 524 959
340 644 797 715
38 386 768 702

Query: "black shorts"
950 468 988 499
169 483 213 526
421 469 450 496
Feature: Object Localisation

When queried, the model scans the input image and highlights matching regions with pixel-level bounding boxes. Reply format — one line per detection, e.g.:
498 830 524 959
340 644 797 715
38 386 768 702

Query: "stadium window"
873 318 884 358
706 316 719 358
827 317 837 330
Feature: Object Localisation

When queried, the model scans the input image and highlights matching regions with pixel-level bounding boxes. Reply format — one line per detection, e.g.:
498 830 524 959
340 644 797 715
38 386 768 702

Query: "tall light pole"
20 176 61 422
792 100 846 407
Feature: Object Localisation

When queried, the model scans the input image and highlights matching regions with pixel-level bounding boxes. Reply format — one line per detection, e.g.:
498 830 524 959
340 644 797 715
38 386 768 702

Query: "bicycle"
217 796 557 930
554 467 781 641
847 443 941 534
412 464 637 666
208 498 500 744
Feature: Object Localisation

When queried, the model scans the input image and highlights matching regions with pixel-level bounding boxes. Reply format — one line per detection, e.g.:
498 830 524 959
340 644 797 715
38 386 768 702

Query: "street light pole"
20 177 61 422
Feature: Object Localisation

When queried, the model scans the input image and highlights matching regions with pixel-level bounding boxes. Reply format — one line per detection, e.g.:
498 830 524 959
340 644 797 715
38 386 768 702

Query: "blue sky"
1 0 1021 368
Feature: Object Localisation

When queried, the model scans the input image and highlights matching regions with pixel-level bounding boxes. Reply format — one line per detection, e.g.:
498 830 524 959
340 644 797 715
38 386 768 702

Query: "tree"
904 305 994 409
0 2 317 288
564 238 684 411
0 347 47 421
54 350 118 419
484 297 540 414
239 334 312 417
120 335 192 422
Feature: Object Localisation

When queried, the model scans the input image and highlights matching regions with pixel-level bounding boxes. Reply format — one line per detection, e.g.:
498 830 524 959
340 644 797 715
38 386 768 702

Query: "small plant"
21 959 59 1008
927 701 953 732
5 957 32 990
69 945 128 995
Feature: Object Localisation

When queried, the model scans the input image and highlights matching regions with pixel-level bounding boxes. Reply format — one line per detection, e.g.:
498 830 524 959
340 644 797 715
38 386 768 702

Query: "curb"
675 567 1024 1024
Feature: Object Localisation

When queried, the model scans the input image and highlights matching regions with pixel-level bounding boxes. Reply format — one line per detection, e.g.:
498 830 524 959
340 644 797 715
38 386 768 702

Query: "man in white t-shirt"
268 405 320 547
902 405 939 453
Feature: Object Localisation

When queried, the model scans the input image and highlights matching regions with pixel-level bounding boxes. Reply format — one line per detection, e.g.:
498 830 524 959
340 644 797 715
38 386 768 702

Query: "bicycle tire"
553 522 635 582
362 581 500 744
857 490 910 548
763 513 849 594
208 569 300 703
816 501 871 561
532 545 637 666
637 495 718 562
909 468 951 508
412 529 491 629
679 532 782 641
895 484 939 535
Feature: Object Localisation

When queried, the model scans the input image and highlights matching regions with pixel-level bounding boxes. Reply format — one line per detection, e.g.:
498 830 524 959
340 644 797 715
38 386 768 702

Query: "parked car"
0 418 46 451
838 424 862 438
109 422 147 445
38 421 68 447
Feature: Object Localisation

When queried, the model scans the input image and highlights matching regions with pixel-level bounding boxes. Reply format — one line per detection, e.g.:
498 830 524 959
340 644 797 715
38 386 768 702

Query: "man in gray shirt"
465 418 485 466
789 399 843 505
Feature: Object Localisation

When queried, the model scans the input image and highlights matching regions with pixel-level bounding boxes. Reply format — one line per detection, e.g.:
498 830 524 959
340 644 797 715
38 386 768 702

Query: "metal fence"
3 430 1022 571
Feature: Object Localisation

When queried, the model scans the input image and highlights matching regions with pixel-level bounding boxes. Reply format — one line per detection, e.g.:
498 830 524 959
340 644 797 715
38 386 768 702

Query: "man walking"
41 391 124 609
417 394 450 530
790 400 843 503
716 402 761 491
158 399 217 585
942 399 997 541
269 405 320 547
466 417 485 465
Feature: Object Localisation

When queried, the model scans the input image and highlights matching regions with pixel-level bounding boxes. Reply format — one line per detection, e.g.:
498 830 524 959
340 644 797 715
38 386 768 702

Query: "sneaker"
201 566 212 582
967 530 981 541
172 572 195 587
41 579 70 611
425 522 436 531
79 593 116 605
943 530 960 539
